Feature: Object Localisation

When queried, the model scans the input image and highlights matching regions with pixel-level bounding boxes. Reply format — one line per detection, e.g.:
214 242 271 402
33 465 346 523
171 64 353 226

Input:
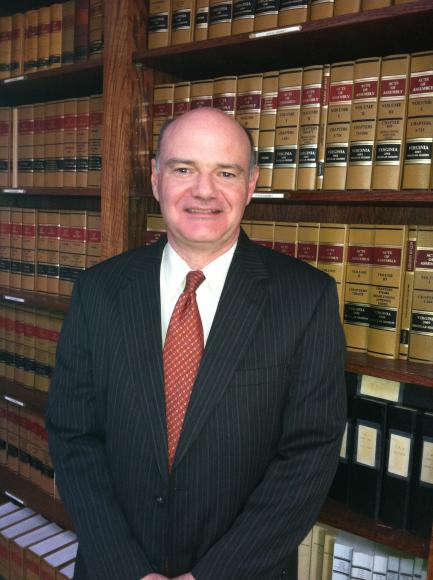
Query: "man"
46 107 346 580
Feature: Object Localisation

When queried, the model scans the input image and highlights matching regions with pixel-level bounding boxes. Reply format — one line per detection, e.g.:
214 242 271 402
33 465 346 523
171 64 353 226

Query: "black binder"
409 411 433 536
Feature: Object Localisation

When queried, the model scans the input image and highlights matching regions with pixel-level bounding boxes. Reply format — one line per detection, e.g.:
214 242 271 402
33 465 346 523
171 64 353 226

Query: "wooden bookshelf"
0 378 47 413
0 287 70 314
0 187 101 197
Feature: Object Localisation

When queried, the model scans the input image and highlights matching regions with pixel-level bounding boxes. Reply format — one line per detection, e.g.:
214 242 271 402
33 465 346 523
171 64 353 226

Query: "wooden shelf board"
136 1 433 78
1 187 101 197
0 287 70 313
0 378 47 413
0 467 73 531
320 498 430 559
283 190 433 204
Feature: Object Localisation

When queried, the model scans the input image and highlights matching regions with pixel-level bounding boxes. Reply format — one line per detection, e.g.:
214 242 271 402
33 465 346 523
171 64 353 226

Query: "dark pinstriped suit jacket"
46 230 346 580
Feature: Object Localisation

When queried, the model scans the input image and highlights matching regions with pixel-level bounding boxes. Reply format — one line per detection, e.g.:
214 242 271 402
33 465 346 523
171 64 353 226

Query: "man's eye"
174 167 191 174
221 171 236 178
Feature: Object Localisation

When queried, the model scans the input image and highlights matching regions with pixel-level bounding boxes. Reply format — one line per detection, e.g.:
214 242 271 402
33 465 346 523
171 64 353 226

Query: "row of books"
151 50 433 192
148 0 416 49
0 0 103 80
0 501 76 579
0 95 103 189
0 208 102 297
146 214 433 363
0 304 63 392
298 524 427 580
0 402 55 499
330 373 433 538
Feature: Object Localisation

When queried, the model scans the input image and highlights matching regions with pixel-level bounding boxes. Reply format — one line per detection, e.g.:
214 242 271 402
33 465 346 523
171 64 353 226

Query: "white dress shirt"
160 241 237 347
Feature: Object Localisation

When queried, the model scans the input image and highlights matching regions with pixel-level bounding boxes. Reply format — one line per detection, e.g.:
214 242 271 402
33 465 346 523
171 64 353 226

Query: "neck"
167 235 238 270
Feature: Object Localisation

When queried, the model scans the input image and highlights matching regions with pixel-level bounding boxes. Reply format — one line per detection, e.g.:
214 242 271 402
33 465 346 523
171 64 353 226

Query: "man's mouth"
186 208 221 214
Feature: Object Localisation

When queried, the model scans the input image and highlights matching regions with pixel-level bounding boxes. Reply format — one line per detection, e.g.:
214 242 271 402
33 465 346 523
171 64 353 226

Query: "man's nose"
193 172 216 198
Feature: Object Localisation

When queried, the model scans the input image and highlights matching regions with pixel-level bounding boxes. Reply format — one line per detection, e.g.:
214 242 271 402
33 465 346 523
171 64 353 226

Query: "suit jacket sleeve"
192 277 347 580
45 278 153 580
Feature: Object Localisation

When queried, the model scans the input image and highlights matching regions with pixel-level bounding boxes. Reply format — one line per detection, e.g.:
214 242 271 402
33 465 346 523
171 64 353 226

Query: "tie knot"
184 270 205 293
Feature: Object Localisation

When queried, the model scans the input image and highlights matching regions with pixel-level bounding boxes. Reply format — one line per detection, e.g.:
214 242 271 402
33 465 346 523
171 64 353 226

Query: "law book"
17 104 34 187
0 207 10 287
362 0 390 8
6 402 20 473
21 208 37 292
190 78 213 109
37 6 50 70
321 530 337 580
309 524 327 580
310 0 334 20
25 531 77 580
9 523 62 580
408 225 433 364
332 531 354 578
297 64 323 191
171 0 196 45
10 208 22 290
0 16 12 80
0 400 6 465
11 13 25 77
36 209 60 295
0 107 12 187
22 308 36 389
74 0 89 60
297 528 313 579
61 0 75 65
40 542 79 580
24 10 38 74
49 4 63 68
89 0 104 58
249 220 274 248
33 102 45 187
372 53 410 191
272 67 302 191
346 56 381 190
76 96 90 187
254 0 279 31
34 312 50 393
379 404 417 530
317 222 349 317
4 306 16 381
63 98 78 187
14 307 25 386
173 82 191 117
256 70 278 191
297 222 320 267
368 225 408 360
323 61 354 191
88 94 103 187
402 51 433 190
145 213 166 244
235 73 263 139
43 100 58 187
315 64 330 189
232 0 256 34
333 0 360 16
347 395 387 519
148 0 171 49
59 210 87 297
278 0 309 27
273 221 297 257
212 75 237 116
409 411 433 537
194 0 209 40
208 0 233 38
398 226 417 360
343 224 375 353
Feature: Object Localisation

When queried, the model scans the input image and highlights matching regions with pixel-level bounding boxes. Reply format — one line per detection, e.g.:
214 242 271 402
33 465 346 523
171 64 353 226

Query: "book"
254 0 279 31
148 0 171 49
36 209 60 295
0 107 11 187
273 221 297 257
9 523 62 580
25 530 77 580
208 0 233 38
173 82 191 117
310 0 334 20
24 10 38 74
350 536 374 580
297 222 320 268
39 542 78 580
334 0 360 15
11 13 25 76
61 0 76 65
309 524 328 580
194 0 209 40
316 64 330 189
362 0 390 8
249 220 274 248
88 94 103 187
17 104 34 187
332 531 354 578
409 411 433 536
49 4 63 68
33 102 45 187
323 61 354 191
278 0 309 27
190 78 213 109
235 72 263 136
298 528 313 579
89 0 104 58
399 226 417 360
317 222 349 317
212 75 237 116
74 0 90 61
37 6 51 70
171 0 196 44
76 96 90 187
63 98 78 187
0 16 12 80
232 0 256 34
152 83 175 152
256 70 278 191
21 208 37 292
346 56 381 190
43 100 58 187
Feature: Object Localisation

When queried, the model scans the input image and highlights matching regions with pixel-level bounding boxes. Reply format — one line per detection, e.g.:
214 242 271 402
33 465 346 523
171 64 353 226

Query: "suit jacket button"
156 496 165 505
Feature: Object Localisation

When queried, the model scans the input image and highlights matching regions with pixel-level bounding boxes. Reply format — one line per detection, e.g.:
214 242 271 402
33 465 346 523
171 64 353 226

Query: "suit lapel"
173 232 270 470
118 238 169 481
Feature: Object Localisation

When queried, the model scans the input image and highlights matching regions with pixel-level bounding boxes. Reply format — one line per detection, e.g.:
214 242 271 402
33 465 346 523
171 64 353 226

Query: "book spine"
11 13 25 76
33 104 45 187
273 221 297 257
297 222 320 268
17 104 34 188
317 222 349 318
278 0 309 27
310 0 334 20
235 73 263 134
24 10 38 74
0 107 11 187
212 75 237 116
61 0 75 65
171 0 196 44
55 100 65 187
49 4 63 68
173 82 191 117
256 71 278 191
74 0 89 61
334 0 361 16
152 83 175 152
190 78 213 109
43 101 58 188
76 96 90 187
0 16 12 80
316 64 330 189
148 0 171 49
37 6 50 71
88 94 103 187
254 0 279 31
0 207 11 287
194 0 209 41
232 0 256 35
63 99 78 187
89 0 104 58
399 225 417 360
208 0 233 38
21 208 37 292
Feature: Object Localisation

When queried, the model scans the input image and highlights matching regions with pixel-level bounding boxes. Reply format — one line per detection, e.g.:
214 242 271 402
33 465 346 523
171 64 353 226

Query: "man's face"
151 109 259 258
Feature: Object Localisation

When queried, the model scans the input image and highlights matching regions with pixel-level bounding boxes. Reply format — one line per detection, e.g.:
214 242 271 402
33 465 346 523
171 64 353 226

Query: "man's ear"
151 158 160 201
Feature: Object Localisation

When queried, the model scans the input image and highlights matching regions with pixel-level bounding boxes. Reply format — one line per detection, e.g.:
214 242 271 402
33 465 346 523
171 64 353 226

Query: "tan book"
254 0 278 31
249 220 274 248
273 221 298 257
171 0 196 44
44 101 58 188
33 103 45 187
0 208 10 287
21 209 37 291
63 99 78 187
24 10 38 74
372 53 411 191
4 307 15 380
310 0 334 20
6 402 19 473
0 243 10 287
343 223 375 353
34 313 50 393
190 78 213 109
399 225 417 360
148 0 171 49
334 0 361 15
213 75 237 115
316 64 330 189
309 525 328 580
321 531 337 580
10 208 22 290
152 83 175 151
49 4 63 68
297 222 320 267
368 224 408 359
22 308 36 388
173 82 191 117
317 223 349 318
208 0 233 38
146 213 166 244
298 65 323 191
272 67 302 192
55 100 65 187
256 71 278 191
235 73 263 131
25 531 77 580
37 6 50 70
0 16 12 80
402 51 433 190
0 107 11 187
59 210 86 296
11 13 25 77
298 528 313 580
37 209 60 295
88 94 103 187
362 0 390 8
61 0 75 65
17 104 34 187
278 0 309 27
0 400 6 464
408 225 433 364
86 211 101 258
346 56 381 190
323 60 354 191
232 0 255 34
14 306 25 386
194 0 209 41
89 0 104 58
77 96 90 187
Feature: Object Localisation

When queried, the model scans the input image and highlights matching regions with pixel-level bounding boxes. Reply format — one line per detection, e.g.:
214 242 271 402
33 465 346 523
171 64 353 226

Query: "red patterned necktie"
163 270 205 470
